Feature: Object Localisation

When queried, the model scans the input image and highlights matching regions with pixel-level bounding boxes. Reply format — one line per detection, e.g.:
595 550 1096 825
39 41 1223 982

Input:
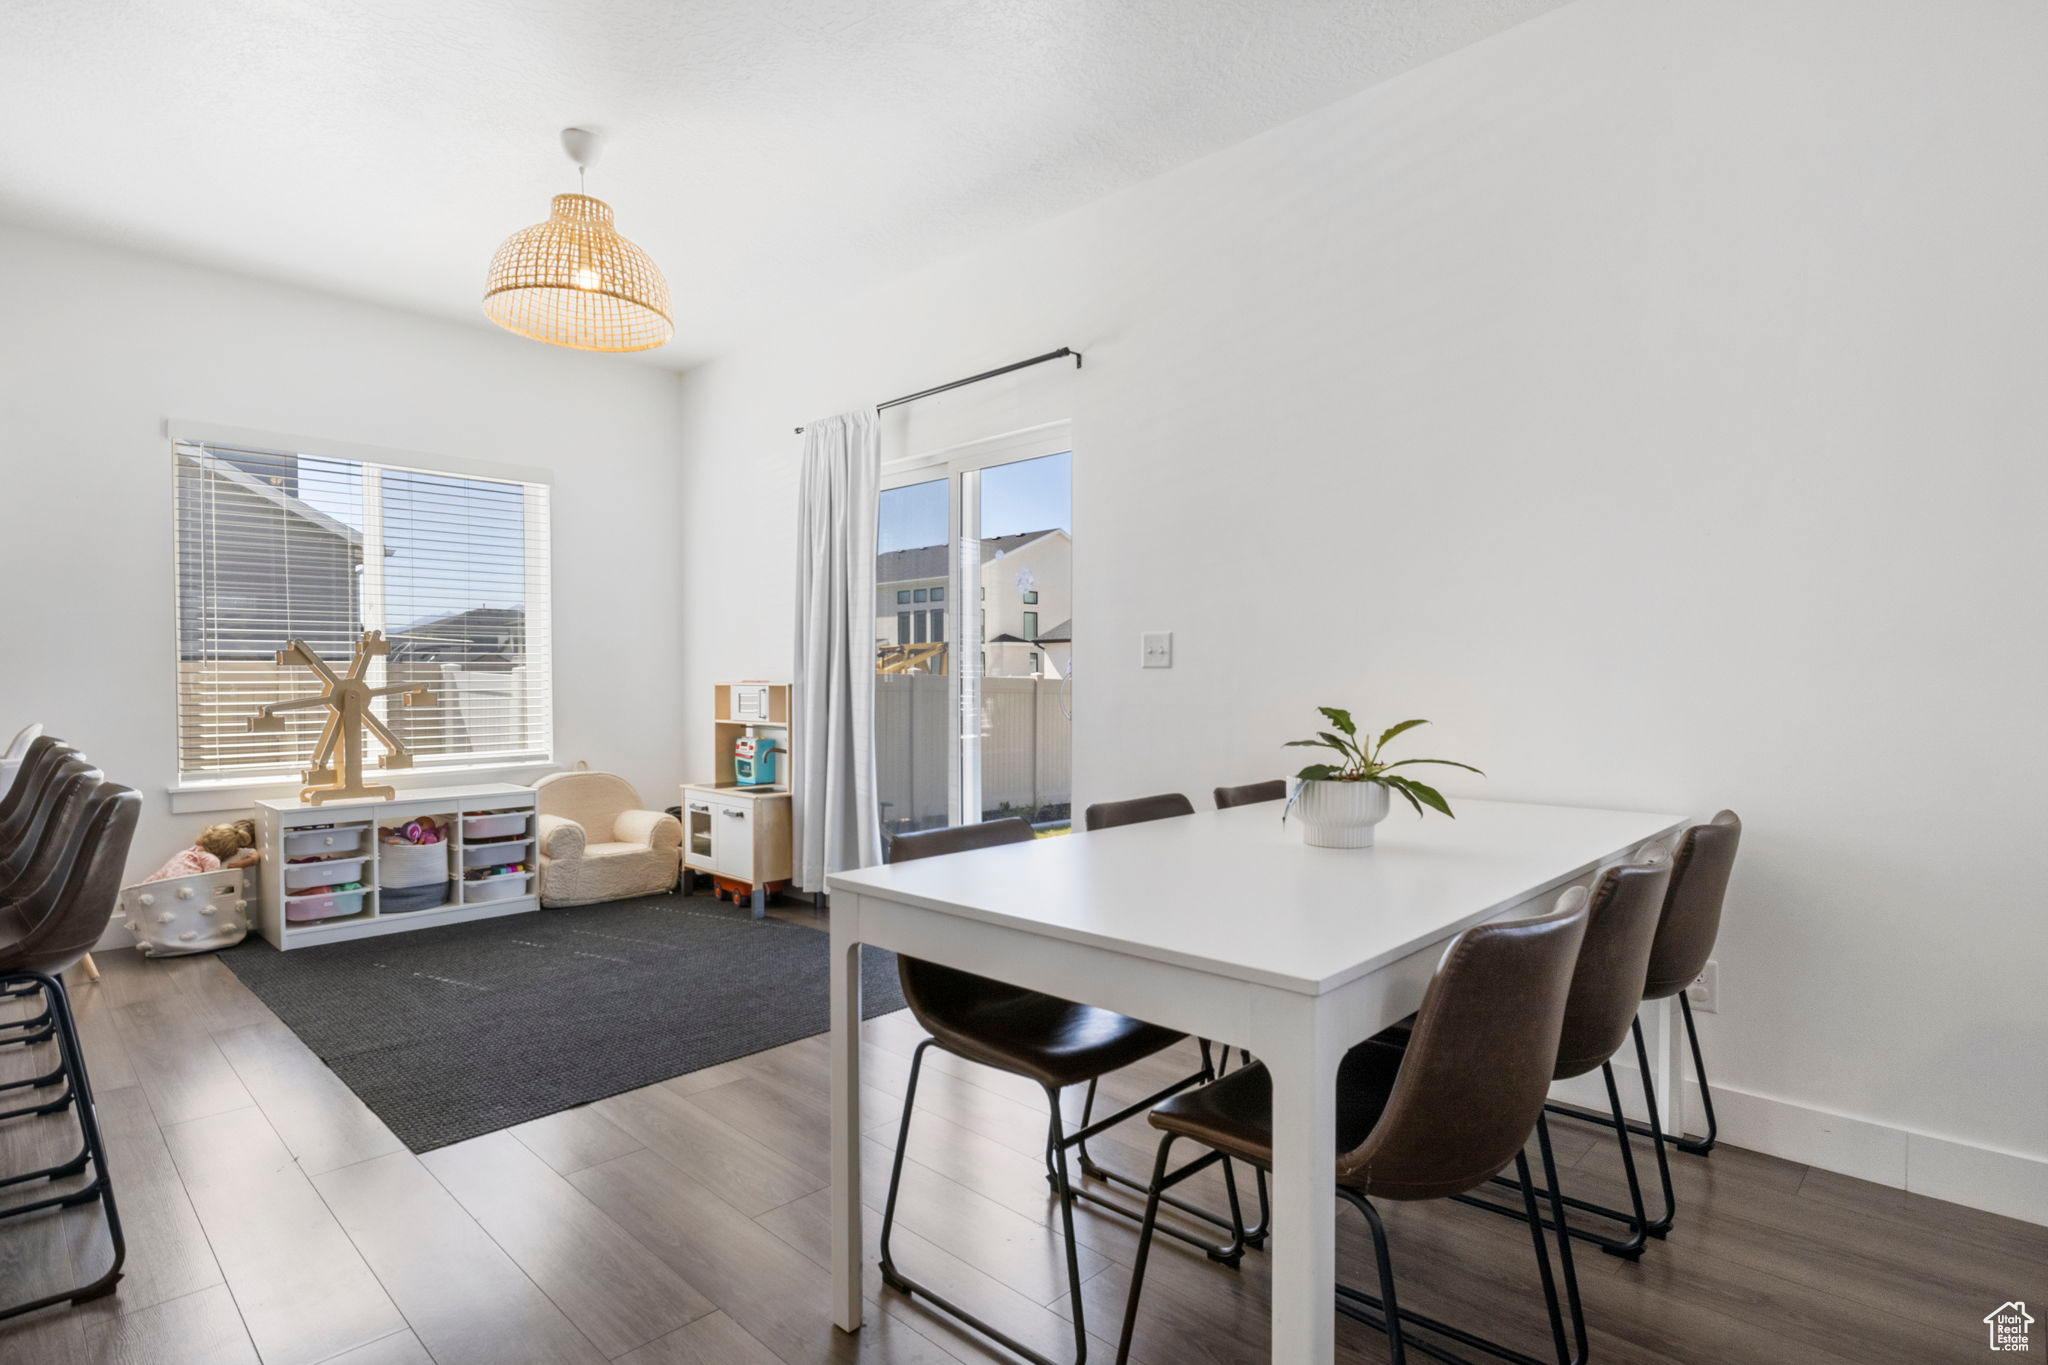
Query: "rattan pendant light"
484 128 673 353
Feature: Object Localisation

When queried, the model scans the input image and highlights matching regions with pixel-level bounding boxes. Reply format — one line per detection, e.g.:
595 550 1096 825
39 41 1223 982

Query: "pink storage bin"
285 888 368 923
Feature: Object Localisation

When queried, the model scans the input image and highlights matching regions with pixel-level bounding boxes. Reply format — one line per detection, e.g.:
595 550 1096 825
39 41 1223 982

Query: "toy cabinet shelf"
253 783 538 949
686 681 795 917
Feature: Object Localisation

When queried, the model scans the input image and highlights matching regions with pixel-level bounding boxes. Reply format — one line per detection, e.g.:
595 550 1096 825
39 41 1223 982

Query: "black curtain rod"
794 347 1082 434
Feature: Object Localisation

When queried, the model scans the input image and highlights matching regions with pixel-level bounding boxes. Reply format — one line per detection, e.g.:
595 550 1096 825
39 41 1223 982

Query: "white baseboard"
1550 1065 2048 1229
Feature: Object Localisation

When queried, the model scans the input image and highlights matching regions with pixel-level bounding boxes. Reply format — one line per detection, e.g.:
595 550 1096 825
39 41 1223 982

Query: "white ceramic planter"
1294 779 1391 848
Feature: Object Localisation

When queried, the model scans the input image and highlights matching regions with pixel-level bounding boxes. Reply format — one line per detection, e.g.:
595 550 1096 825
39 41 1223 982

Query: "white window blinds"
174 439 552 784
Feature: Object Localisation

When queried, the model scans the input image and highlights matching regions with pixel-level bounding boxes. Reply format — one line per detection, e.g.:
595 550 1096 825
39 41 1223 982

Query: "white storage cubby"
254 784 540 949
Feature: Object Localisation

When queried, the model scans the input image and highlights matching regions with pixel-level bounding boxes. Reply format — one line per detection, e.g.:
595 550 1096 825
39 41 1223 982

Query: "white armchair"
532 771 681 908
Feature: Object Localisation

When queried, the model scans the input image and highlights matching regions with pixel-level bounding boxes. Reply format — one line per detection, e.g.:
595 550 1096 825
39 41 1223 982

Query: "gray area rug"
221 890 904 1152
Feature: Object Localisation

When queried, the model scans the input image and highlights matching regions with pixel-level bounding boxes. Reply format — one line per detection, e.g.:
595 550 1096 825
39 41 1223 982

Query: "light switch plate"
1141 631 1173 668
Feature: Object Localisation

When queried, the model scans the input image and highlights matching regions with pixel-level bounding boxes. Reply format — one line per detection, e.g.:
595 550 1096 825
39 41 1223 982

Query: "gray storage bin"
379 881 453 913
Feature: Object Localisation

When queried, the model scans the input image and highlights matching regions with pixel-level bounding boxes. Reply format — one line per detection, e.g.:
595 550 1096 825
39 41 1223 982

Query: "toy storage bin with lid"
282 855 370 892
462 836 533 870
283 825 365 858
464 870 529 903
285 888 368 922
462 811 529 840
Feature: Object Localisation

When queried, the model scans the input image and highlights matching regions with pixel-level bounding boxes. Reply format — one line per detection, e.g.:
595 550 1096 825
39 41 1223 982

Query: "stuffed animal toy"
143 818 260 883
199 819 261 869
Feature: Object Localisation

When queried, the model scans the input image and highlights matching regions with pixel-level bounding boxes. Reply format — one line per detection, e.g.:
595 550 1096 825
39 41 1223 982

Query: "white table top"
828 797 1687 996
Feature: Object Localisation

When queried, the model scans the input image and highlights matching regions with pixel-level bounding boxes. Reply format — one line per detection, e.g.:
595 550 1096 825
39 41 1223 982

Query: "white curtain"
793 409 884 890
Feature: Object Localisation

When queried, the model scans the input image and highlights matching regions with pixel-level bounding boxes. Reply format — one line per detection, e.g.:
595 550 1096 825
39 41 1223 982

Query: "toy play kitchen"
733 727 781 786
681 681 794 916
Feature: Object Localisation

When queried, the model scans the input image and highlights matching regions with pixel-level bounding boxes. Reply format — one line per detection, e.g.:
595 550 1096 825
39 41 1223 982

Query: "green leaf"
1376 718 1430 751
1317 706 1358 738
1396 776 1455 818
1382 758 1485 776
1380 776 1426 818
1317 731 1365 764
1283 738 1341 749
1295 763 1341 782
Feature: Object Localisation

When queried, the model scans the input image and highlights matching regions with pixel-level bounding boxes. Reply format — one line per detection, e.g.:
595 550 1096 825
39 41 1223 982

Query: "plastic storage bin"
463 871 529 903
285 888 368 923
461 836 533 869
462 812 529 840
282 855 370 892
283 825 365 858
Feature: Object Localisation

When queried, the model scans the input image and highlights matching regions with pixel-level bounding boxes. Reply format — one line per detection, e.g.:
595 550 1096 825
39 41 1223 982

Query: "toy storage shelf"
253 784 538 950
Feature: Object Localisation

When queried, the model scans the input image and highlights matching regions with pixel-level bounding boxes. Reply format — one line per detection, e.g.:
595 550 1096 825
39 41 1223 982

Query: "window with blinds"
173 439 552 785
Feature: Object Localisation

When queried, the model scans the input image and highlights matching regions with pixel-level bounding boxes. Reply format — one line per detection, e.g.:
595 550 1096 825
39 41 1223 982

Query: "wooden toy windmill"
246 630 436 804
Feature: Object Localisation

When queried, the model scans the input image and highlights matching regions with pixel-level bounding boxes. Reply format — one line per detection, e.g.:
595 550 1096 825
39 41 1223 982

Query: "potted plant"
1284 707 1482 848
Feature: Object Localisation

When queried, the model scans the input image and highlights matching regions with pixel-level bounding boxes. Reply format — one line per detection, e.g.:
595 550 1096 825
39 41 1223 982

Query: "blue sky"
878 450 1071 553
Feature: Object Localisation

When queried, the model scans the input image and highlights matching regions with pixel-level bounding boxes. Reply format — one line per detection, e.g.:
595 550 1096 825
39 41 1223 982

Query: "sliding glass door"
875 428 1072 837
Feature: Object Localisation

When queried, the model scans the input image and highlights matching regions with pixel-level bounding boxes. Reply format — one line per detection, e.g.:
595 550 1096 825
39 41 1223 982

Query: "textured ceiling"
0 0 1569 367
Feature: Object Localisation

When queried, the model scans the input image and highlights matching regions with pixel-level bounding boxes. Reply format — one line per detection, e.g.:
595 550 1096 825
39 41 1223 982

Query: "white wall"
0 222 689 935
673 0 2048 1217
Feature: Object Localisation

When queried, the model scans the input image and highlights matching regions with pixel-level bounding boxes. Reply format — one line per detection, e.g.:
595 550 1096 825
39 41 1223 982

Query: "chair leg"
0 970 126 1322
1466 1062 1652 1260
1339 1160 1574 1365
1534 1117 1586 1365
1063 1049 1250 1264
1628 1018 1678 1237
77 954 100 983
1113 1135 1177 1364
882 1040 1092 1365
1674 992 1718 1155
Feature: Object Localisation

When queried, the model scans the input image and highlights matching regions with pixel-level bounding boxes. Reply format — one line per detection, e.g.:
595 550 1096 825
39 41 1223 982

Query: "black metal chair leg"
1466 1061 1652 1259
1597 1060 1653 1256
1629 1019 1677 1237
1353 1191 1409 1365
881 1041 1095 1365
877 1041 930 1294
1674 992 1718 1154
1044 1088 1090 1365
1510 1151 1572 1365
1062 1049 1251 1264
1113 1136 1177 1364
1534 1117 1586 1364
0 970 126 1322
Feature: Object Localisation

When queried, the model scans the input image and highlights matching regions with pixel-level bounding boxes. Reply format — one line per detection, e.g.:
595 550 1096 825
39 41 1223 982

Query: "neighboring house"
175 448 365 661
874 528 1072 678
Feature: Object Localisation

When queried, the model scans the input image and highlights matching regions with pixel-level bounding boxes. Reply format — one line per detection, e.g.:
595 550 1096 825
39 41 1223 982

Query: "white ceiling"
0 0 1569 367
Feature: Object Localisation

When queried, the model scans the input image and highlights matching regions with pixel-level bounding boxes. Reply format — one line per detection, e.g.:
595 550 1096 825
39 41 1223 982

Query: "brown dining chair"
1084 791 1196 829
1114 892 1592 1365
0 767 105 1053
0 744 99 1042
1212 779 1287 809
0 780 141 1322
878 817 1232 1365
1546 812 1742 1241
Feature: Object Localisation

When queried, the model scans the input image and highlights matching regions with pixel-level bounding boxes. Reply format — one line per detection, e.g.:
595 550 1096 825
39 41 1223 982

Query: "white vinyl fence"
875 673 1071 832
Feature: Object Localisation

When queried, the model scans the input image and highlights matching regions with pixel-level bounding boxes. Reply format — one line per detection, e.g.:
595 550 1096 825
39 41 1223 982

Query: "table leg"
1257 998 1341 1365
1637 997 1685 1136
829 899 864 1333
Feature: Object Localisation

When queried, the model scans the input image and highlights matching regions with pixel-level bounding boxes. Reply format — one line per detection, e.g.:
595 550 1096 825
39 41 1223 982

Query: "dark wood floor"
1 939 2040 1364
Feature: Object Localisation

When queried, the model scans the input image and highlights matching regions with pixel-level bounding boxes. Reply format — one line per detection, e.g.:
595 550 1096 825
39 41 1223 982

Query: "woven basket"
379 840 452 889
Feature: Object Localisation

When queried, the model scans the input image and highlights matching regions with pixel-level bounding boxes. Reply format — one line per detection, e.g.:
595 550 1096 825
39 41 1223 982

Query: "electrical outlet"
1141 631 1173 668
1687 960 1718 1014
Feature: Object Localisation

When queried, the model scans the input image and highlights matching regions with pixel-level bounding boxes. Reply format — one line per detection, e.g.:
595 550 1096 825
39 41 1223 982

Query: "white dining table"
825 796 1690 1363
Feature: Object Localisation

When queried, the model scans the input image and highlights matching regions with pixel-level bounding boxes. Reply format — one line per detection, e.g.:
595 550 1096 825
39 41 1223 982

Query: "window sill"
167 759 559 815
